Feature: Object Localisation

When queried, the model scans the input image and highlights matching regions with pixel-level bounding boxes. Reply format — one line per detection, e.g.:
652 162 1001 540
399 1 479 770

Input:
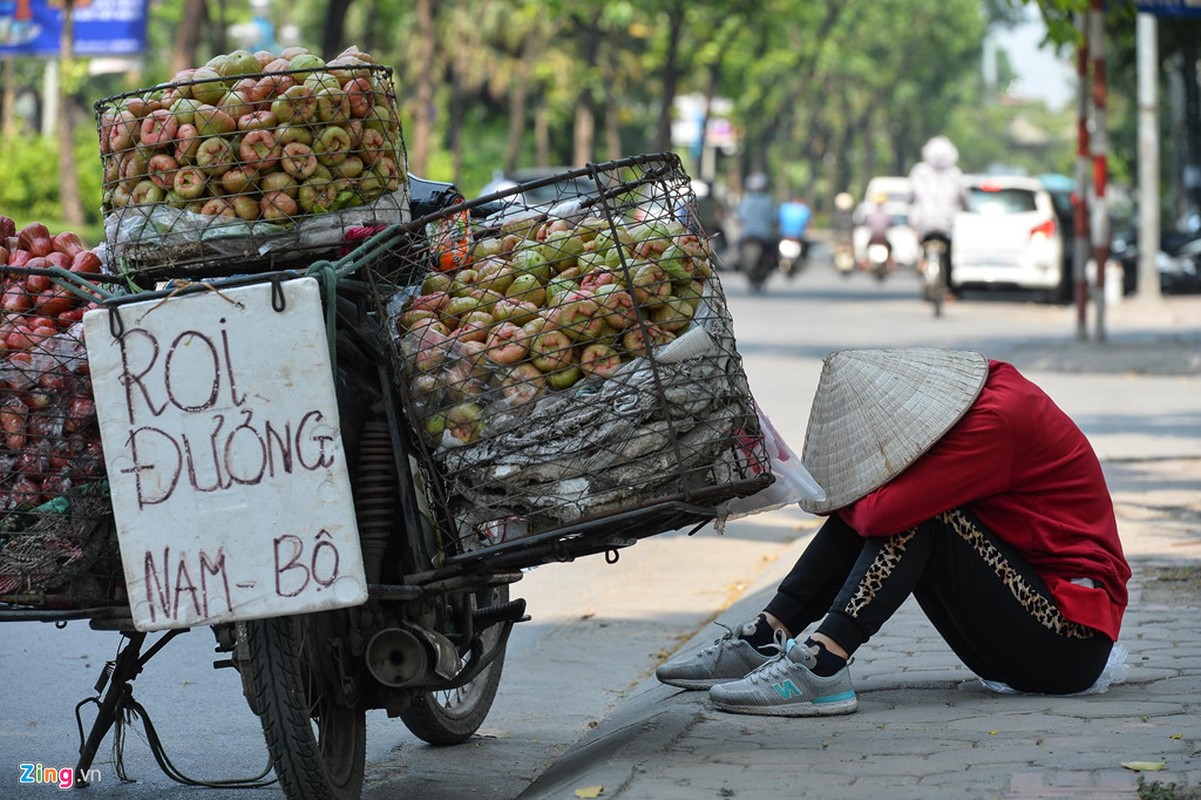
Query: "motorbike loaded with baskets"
0 51 777 800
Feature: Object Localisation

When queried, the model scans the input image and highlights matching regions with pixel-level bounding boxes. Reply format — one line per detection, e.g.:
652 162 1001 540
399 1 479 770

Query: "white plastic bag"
715 400 826 531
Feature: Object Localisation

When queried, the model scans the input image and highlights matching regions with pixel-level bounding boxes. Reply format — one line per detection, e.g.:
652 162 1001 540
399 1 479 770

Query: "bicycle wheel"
399 584 510 745
245 612 366 800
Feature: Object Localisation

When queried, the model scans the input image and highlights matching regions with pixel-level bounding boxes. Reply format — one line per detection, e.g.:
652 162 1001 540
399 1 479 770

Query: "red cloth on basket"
341 225 388 256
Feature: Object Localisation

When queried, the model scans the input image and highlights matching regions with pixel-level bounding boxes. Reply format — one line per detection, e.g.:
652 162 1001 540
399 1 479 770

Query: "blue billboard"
1137 1 1201 16
0 0 147 57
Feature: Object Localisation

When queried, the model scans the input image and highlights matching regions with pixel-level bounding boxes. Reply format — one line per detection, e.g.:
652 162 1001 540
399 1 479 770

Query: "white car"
852 176 919 269
477 167 602 209
951 176 1064 299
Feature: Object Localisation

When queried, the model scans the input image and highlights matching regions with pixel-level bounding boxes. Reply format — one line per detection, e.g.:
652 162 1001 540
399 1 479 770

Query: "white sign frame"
84 277 367 631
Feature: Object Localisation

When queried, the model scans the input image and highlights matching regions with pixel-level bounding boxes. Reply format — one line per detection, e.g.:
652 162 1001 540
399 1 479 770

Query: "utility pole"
1137 12 1163 303
1073 12 1091 342
1089 0 1109 343
57 0 86 227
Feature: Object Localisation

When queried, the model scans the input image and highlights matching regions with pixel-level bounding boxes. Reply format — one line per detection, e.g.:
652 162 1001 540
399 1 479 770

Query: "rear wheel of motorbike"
741 241 765 291
246 612 366 800
929 266 945 318
399 584 510 745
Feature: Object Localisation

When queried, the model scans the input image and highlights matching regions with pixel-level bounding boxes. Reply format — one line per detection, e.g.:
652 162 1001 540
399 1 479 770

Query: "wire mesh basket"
354 153 773 564
95 63 409 281
0 268 123 608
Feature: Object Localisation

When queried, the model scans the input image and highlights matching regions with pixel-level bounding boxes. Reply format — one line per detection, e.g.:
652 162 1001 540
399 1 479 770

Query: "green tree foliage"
0 123 104 239
3 0 1186 226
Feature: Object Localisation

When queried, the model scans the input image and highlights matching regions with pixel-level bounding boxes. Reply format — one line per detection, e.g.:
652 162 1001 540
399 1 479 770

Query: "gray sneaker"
708 639 858 717
655 621 773 690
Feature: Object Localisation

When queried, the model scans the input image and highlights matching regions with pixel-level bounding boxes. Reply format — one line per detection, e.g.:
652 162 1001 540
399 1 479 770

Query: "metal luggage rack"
329 152 773 573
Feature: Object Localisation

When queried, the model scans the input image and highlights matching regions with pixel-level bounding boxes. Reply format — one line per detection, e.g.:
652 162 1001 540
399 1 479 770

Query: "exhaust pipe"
365 627 428 688
365 624 461 687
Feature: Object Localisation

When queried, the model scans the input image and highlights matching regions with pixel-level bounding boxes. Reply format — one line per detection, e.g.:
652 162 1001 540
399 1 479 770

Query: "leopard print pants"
841 508 1096 639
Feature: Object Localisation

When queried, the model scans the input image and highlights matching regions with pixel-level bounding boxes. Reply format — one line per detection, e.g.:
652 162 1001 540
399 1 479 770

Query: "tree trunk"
409 0 436 176
858 114 877 183
2 57 16 138
695 61 721 180
806 145 823 201
603 90 621 161
573 102 595 167
534 101 550 167
322 0 354 59
359 0 383 57
447 0 469 186
1181 42 1201 217
570 9 603 166
504 34 537 173
211 0 227 58
601 46 622 160
832 92 855 194
57 3 84 227
170 0 208 78
654 2 686 153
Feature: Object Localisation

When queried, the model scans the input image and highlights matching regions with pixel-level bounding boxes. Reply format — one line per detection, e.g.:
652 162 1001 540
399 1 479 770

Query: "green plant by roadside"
0 123 103 231
1139 777 1201 800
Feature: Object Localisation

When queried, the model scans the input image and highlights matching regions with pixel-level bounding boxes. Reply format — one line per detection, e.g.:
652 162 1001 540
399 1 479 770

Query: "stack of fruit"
0 216 104 516
396 212 715 448
96 45 407 275
364 156 767 550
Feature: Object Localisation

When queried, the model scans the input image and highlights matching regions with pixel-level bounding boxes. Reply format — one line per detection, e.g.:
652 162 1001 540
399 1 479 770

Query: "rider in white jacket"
908 136 969 293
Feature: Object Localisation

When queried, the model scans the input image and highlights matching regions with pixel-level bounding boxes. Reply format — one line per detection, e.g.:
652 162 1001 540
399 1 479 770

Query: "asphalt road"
3 251 1197 799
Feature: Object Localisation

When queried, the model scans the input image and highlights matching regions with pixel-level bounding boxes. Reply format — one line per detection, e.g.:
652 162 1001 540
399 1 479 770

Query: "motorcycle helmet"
746 172 768 192
834 192 854 212
921 136 959 170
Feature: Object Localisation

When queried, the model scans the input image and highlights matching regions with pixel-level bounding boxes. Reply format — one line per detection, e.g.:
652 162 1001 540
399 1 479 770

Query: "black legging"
764 510 1113 695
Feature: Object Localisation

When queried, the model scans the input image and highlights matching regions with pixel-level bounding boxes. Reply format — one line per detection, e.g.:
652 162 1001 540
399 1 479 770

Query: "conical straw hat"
799 348 988 514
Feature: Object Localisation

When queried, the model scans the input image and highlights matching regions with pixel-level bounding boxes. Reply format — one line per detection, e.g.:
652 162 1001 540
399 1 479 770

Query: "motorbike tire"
927 260 945 318
399 584 510 745
246 612 366 800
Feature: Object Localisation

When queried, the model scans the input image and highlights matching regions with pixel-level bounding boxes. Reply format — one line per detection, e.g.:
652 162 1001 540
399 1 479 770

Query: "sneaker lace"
695 620 747 657
746 631 797 686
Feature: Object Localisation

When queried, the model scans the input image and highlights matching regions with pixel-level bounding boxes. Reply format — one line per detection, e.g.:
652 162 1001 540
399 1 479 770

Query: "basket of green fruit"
95 45 409 281
345 153 773 568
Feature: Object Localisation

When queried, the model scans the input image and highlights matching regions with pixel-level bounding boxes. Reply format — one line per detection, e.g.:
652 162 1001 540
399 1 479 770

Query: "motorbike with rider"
736 172 779 292
862 191 896 281
831 191 857 276
776 195 812 279
908 135 969 314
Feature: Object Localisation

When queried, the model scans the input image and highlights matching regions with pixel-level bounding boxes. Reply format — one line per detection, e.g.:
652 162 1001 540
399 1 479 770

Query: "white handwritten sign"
84 277 367 631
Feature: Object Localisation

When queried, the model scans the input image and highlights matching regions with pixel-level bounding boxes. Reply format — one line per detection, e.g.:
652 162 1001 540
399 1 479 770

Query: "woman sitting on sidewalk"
657 348 1131 716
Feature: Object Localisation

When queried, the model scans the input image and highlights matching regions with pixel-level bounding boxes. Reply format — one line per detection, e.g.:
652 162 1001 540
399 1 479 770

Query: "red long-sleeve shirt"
837 360 1130 641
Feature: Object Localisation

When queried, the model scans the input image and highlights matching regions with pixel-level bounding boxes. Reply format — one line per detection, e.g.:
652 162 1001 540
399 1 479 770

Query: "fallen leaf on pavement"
474 728 510 739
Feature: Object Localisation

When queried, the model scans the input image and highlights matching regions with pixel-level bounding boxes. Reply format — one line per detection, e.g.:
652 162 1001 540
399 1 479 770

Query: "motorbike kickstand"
73 629 186 785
